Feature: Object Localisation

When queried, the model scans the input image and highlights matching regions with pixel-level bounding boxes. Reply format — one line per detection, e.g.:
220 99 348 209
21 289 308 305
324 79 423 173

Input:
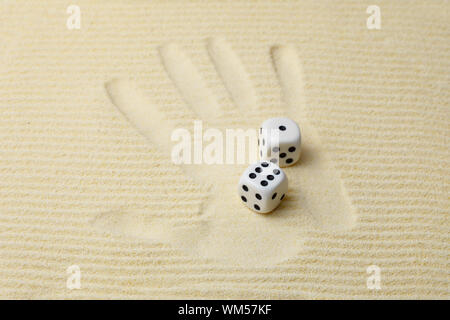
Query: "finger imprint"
207 37 258 115
159 43 221 120
271 45 307 116
105 79 174 155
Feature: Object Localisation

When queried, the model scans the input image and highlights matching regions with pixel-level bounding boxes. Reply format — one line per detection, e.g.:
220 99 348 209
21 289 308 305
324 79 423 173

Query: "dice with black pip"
238 161 288 213
259 117 301 167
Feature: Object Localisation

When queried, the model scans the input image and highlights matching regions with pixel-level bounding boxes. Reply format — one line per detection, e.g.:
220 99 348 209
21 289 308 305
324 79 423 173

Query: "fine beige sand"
0 0 448 299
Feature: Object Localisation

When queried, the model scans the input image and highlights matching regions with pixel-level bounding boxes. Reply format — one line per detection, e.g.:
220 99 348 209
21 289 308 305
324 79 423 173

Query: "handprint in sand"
92 38 357 266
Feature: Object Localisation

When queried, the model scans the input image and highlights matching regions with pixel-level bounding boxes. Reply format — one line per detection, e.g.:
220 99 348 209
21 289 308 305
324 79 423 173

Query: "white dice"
238 161 288 213
259 117 301 167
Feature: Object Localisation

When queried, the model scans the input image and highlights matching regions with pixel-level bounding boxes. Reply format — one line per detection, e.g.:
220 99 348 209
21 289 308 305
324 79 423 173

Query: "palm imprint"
93 38 356 266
